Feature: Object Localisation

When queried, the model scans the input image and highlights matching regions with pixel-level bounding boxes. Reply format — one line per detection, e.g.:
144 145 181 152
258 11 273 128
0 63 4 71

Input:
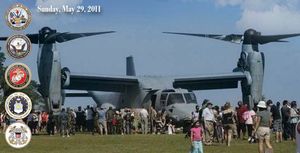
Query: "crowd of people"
0 99 299 153
189 99 299 153
0 105 176 137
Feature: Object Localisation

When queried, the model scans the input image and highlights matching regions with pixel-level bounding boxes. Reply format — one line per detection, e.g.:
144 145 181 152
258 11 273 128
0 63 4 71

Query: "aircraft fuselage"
88 77 197 126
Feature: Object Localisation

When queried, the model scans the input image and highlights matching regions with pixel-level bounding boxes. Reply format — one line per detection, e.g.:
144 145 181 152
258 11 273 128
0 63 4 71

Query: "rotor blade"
26 34 39 44
55 31 115 43
0 34 39 44
254 33 300 44
163 32 243 44
0 37 8 41
44 32 68 43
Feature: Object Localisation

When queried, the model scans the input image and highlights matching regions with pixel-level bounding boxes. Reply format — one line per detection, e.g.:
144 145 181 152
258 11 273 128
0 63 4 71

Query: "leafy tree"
0 52 6 111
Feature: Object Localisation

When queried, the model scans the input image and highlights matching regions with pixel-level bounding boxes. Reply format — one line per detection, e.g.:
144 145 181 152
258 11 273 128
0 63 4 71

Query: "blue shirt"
98 110 106 121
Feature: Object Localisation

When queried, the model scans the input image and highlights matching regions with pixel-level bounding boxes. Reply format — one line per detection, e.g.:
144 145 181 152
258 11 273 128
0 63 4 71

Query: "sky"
0 0 300 108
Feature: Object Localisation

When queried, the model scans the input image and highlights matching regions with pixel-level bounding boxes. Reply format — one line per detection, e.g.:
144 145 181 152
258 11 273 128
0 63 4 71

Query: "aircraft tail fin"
126 56 136 76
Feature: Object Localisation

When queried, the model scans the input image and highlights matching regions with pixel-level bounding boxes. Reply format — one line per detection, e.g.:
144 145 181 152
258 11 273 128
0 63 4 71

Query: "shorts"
273 119 282 132
99 120 107 130
257 127 270 140
223 124 235 130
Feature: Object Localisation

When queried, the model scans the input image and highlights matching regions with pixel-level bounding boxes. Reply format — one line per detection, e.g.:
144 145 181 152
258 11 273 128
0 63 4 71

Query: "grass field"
0 134 296 153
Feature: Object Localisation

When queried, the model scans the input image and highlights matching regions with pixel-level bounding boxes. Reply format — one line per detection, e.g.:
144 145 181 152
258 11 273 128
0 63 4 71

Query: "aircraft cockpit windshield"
167 93 185 105
184 93 197 104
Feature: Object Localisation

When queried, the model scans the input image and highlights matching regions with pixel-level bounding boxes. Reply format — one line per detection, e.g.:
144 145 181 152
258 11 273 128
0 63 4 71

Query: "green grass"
0 134 296 153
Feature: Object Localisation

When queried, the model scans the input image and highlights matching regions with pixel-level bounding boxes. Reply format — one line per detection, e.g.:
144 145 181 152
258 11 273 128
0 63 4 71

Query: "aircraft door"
151 95 156 108
142 90 158 108
160 93 168 109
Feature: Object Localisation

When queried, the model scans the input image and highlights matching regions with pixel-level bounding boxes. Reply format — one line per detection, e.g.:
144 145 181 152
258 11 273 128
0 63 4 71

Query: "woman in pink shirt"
242 108 256 141
190 121 204 153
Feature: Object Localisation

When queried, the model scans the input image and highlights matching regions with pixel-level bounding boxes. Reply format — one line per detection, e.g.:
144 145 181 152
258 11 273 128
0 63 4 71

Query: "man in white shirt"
86 105 94 132
202 102 215 145
139 108 149 134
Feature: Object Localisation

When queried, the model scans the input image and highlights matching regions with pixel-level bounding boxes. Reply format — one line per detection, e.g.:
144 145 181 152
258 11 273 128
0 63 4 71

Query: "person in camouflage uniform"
106 107 115 134
93 107 100 135
116 111 123 135
149 106 157 134
123 108 133 134
67 108 76 136
59 108 69 137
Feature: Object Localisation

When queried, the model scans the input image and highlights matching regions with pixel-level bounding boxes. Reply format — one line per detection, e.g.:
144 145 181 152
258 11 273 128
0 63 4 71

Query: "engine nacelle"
39 27 57 44
61 67 71 87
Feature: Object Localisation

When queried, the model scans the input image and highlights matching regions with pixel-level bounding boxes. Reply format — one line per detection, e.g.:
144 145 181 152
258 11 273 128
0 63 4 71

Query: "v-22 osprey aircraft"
1 27 197 126
1 27 299 126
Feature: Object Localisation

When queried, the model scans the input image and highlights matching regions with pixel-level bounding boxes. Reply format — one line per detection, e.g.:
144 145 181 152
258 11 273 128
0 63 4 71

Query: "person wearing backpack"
221 102 236 147
271 102 283 143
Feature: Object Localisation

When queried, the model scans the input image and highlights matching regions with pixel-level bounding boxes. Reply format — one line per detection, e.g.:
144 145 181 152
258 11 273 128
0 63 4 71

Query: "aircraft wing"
63 74 139 92
65 92 91 97
173 72 248 90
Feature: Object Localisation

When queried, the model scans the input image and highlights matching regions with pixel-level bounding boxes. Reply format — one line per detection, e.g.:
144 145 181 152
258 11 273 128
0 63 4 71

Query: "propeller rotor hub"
243 29 261 45
40 27 55 36
39 27 57 43
244 29 259 36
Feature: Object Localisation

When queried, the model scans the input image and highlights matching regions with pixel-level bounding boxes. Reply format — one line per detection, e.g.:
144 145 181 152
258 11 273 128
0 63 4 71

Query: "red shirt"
237 105 248 123
191 127 203 141
112 118 117 125
41 113 48 122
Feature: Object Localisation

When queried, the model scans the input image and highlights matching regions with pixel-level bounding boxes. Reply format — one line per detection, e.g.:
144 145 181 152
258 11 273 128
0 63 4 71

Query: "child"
190 121 204 153
166 119 175 135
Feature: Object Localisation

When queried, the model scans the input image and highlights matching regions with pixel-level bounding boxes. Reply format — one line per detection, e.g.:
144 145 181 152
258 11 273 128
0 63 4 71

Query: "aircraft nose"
167 103 196 122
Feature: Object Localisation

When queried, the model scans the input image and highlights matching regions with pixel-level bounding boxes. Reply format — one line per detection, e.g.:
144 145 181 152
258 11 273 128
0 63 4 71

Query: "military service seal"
6 34 31 59
5 3 32 30
5 92 32 120
5 121 32 149
5 63 32 90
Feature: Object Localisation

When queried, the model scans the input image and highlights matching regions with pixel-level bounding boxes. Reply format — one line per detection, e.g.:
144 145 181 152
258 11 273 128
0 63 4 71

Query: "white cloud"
237 4 300 33
215 0 243 6
214 0 300 33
